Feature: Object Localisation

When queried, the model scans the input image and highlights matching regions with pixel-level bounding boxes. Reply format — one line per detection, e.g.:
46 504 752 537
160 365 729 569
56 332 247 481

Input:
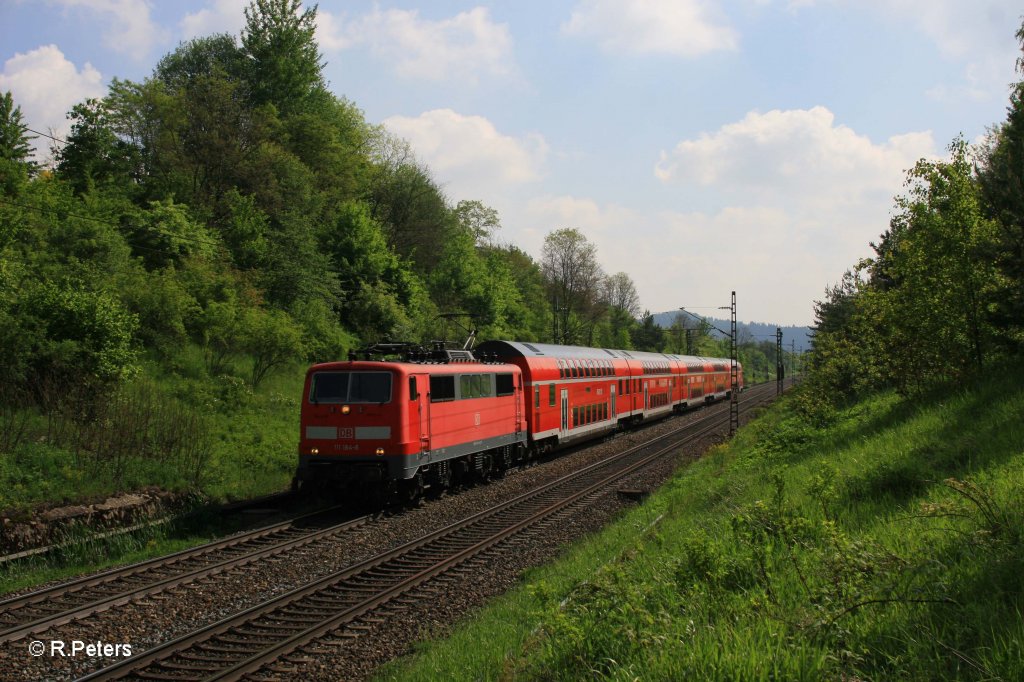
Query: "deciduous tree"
541 228 604 345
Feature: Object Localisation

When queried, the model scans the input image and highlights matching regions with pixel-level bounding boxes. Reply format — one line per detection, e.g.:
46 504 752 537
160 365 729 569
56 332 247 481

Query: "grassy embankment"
0 346 307 593
1 345 306 513
381 364 1024 681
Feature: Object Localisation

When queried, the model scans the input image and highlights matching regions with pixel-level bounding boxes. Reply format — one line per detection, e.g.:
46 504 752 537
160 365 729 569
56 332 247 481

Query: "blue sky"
1 1 1020 325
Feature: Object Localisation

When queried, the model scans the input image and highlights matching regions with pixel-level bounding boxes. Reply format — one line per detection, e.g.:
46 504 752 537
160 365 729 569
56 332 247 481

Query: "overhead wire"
25 128 67 146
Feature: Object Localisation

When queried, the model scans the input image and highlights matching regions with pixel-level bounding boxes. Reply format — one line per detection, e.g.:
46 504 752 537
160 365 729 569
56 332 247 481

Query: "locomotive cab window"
460 374 493 399
496 373 515 397
409 377 418 401
310 371 392 404
549 383 556 407
430 375 456 402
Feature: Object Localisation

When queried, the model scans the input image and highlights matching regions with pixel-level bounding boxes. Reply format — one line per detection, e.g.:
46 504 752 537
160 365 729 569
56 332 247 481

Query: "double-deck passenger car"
295 341 742 499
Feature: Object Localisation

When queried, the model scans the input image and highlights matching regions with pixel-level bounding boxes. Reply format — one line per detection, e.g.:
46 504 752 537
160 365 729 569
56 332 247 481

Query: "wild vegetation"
0 0 798 511
801 22 1024 420
380 362 1024 681
0 0 724 512
378 20 1024 682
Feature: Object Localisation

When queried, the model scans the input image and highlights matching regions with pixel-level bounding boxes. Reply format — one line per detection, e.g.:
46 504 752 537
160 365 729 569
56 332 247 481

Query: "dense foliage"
0 1 666 507
382 361 1024 681
801 23 1024 418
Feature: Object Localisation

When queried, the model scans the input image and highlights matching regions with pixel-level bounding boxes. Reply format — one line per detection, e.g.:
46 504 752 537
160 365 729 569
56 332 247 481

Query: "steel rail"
0 506 365 643
79 383 781 681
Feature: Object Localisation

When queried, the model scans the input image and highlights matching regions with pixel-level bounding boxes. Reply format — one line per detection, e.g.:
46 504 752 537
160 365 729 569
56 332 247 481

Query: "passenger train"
295 340 743 499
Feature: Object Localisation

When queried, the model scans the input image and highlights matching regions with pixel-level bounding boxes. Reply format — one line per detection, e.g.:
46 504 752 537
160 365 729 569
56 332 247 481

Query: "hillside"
651 311 813 353
380 364 1024 680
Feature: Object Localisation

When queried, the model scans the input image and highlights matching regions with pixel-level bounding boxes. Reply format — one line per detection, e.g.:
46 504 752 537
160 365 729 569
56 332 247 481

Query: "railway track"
0 507 371 645
78 382 779 681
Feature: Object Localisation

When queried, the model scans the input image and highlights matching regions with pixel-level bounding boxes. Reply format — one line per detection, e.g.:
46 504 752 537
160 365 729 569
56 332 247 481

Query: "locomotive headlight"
375 447 385 456
342 405 351 414
311 448 319 455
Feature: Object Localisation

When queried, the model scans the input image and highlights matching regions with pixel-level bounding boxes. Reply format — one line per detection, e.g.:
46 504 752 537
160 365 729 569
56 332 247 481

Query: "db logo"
339 428 354 439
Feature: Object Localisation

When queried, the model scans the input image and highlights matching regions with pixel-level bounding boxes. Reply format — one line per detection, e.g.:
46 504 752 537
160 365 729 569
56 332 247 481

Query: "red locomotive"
295 340 743 499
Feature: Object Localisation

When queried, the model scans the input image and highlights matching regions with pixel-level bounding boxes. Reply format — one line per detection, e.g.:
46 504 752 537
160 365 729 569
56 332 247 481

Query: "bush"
13 280 139 392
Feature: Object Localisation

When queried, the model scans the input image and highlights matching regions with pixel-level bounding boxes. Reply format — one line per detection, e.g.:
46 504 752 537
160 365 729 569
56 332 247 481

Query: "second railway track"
0 507 372 644
78 382 780 682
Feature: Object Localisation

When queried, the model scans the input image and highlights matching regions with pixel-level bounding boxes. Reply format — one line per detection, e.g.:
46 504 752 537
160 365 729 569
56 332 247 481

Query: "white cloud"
180 0 247 39
315 10 353 52
655 106 935 208
320 6 515 83
562 0 739 57
383 109 547 199
0 45 106 161
511 108 942 325
47 0 168 60
860 0 1016 60
649 107 939 321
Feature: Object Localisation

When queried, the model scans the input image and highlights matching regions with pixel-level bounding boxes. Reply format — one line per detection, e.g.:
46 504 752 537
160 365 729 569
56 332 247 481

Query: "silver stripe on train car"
306 426 338 440
356 426 391 439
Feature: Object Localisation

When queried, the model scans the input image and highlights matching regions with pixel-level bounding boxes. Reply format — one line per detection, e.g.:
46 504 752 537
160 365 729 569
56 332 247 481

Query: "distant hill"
651 311 814 353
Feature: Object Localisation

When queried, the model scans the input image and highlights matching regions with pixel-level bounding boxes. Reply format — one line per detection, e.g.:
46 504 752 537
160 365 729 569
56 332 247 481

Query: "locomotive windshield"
310 371 392 404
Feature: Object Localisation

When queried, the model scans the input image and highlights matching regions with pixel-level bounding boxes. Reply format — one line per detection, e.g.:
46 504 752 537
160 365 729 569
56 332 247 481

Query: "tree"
124 199 219 270
366 155 451 270
602 271 640 348
0 91 36 193
541 228 604 345
453 200 501 247
56 99 141 196
281 97 370 202
243 307 304 387
154 34 247 92
975 19 1024 347
241 0 326 117
632 311 664 352
480 244 549 341
15 280 139 392
869 138 997 390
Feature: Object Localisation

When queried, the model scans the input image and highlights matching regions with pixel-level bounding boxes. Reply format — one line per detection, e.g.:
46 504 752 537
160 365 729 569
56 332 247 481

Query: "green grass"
0 345 313 594
379 363 1024 681
0 501 308 597
0 344 306 513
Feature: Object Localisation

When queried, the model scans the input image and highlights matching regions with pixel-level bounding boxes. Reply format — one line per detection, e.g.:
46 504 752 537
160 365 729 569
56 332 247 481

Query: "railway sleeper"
332 583 386 592
231 623 302 635
215 634 279 646
304 596 360 607
156 661 224 672
268 614 325 625
277 606 336 618
134 671 202 681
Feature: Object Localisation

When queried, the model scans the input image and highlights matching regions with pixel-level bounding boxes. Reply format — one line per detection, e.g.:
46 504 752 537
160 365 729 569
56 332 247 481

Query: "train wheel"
396 472 424 506
427 462 451 498
493 446 512 478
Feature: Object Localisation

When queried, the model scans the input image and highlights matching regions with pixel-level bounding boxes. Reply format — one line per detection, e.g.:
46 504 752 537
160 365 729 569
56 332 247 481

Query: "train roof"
309 359 518 375
477 340 732 367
